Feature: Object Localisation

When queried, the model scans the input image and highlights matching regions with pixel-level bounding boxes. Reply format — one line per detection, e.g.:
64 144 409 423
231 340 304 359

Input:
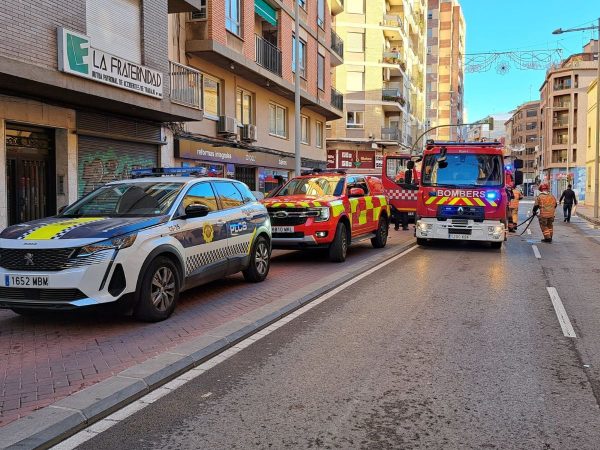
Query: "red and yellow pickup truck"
262 171 390 262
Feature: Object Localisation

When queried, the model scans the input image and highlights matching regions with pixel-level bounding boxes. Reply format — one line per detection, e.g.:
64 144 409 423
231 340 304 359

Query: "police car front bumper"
415 218 505 242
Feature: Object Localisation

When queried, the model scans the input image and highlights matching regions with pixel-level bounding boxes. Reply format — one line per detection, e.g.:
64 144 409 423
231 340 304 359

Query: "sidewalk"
575 205 600 226
0 232 416 448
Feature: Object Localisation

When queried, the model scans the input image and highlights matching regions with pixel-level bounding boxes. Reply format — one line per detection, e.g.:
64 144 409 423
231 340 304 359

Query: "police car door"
175 181 229 286
211 181 255 274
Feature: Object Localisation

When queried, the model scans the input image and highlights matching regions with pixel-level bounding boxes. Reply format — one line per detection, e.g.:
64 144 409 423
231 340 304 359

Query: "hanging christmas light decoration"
465 49 563 74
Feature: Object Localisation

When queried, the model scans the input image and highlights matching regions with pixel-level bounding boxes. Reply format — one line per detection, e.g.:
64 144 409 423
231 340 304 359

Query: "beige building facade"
426 0 465 141
539 40 598 199
504 101 540 186
326 0 427 172
586 79 598 207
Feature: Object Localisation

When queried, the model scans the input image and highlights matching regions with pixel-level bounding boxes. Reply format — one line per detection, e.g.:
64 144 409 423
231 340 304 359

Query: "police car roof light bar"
131 167 208 178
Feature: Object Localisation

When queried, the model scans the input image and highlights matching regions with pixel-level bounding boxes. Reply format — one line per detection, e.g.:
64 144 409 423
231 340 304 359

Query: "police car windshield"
277 177 344 197
60 182 184 217
421 153 503 187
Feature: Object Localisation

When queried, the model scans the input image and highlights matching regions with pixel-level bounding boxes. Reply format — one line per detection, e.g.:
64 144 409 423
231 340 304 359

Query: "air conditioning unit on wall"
218 116 237 136
241 124 257 142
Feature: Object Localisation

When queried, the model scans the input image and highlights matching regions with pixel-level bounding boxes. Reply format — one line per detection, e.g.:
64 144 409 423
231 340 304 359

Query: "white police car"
0 168 271 321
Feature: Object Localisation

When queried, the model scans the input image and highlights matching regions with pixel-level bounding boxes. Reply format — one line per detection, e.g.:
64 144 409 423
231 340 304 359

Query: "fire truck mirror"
514 170 524 186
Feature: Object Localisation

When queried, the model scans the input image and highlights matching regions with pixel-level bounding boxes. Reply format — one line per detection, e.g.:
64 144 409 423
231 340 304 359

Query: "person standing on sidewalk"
559 184 578 223
532 183 557 243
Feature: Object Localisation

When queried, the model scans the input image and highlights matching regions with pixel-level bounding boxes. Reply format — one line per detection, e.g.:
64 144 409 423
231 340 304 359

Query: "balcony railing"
381 127 401 141
553 136 568 145
169 61 202 109
331 87 343 111
331 30 344 58
382 51 402 64
383 13 402 28
255 34 282 76
552 118 569 127
553 82 572 91
382 87 405 106
553 101 571 109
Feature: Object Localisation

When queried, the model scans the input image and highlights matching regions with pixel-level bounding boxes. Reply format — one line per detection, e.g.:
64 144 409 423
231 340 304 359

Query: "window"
190 0 207 19
346 71 364 92
572 148 577 163
427 12 432 19
526 109 537 117
346 111 364 129
346 32 365 52
301 115 310 144
316 121 324 148
203 75 221 117
347 0 364 14
269 103 287 138
317 54 325 90
317 0 325 27
86 0 141 63
181 182 218 212
298 0 306 9
236 88 253 125
292 36 307 78
233 182 256 204
526 122 537 130
551 149 567 163
225 0 241 35
589 127 592 147
213 181 244 209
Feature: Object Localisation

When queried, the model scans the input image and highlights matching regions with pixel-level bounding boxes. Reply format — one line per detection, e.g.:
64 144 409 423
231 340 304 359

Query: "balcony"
382 87 405 112
553 82 572 91
331 87 343 111
169 61 202 110
331 30 344 66
381 127 401 141
553 101 570 109
553 136 568 145
255 34 282 77
382 14 403 40
552 117 569 128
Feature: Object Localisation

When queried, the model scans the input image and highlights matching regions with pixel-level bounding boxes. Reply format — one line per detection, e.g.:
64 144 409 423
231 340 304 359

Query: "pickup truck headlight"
78 233 138 256
313 207 331 222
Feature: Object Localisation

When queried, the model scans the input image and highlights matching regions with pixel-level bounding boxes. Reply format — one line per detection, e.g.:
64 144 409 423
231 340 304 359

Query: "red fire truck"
381 154 420 228
415 141 523 248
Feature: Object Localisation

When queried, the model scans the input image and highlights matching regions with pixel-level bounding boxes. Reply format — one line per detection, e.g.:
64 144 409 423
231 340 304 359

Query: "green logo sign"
66 33 89 74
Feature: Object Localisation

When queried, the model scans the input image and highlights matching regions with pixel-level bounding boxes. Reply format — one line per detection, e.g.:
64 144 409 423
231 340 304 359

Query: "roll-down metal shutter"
78 136 158 197
86 0 142 63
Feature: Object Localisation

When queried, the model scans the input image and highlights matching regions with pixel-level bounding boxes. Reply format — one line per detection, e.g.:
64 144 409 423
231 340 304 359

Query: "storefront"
175 138 295 192
326 149 383 173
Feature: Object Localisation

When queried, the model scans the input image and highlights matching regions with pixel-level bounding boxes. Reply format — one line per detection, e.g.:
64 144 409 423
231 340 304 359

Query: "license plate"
449 234 471 240
4 275 50 287
272 226 294 233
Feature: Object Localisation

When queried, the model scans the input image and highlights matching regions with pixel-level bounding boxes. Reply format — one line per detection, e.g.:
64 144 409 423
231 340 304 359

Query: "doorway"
5 125 56 226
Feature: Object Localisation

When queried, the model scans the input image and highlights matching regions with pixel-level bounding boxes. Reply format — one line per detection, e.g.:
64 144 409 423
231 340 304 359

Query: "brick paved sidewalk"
0 232 415 427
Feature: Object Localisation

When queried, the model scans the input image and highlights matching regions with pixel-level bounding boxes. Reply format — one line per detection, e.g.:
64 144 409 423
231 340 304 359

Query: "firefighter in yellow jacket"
532 183 557 243
507 187 523 232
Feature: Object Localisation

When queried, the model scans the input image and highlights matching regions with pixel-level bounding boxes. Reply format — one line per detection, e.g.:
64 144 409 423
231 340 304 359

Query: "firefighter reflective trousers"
508 208 518 230
539 217 554 239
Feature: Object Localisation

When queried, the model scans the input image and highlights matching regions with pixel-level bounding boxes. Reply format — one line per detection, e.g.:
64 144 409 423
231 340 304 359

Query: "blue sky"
460 0 599 121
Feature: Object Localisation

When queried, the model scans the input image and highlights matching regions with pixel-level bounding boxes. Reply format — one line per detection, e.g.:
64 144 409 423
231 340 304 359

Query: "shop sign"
338 151 354 169
356 151 375 169
176 139 295 169
375 154 383 169
57 28 163 99
327 150 337 168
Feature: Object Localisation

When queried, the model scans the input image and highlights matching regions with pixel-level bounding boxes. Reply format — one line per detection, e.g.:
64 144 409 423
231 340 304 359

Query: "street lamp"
553 19 600 218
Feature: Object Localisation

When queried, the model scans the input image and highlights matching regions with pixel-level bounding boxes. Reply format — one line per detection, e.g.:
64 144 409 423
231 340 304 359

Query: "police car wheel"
329 221 348 263
134 257 180 322
243 235 271 282
371 216 389 249
10 308 44 316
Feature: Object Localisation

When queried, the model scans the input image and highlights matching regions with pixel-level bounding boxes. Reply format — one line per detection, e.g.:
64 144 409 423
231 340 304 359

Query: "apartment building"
0 0 204 229
504 101 540 187
426 0 465 141
169 0 343 192
539 40 598 199
326 0 427 172
586 79 598 207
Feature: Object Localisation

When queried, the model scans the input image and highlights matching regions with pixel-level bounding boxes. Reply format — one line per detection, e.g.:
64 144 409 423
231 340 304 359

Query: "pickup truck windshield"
421 153 504 187
277 177 344 197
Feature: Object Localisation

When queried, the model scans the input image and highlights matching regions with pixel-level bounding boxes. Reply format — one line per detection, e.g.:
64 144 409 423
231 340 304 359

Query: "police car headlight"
314 207 330 222
79 233 138 256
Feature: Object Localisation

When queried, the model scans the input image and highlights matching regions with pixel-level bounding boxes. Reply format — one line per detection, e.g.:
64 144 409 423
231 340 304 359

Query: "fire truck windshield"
421 153 503 187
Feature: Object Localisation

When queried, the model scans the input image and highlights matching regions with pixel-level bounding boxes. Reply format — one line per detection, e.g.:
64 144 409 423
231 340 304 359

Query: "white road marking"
526 229 532 235
532 245 541 259
51 245 419 449
546 287 577 338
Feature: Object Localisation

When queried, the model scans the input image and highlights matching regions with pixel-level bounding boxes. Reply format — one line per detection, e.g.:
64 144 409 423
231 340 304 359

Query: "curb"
576 210 600 227
0 239 416 450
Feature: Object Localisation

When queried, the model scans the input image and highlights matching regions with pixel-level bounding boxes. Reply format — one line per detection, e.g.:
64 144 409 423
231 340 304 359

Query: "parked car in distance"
262 171 390 262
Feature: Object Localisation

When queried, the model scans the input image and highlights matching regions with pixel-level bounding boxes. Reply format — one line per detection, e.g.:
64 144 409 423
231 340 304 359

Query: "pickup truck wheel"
329 221 348 262
243 235 271 282
133 257 179 322
371 216 389 248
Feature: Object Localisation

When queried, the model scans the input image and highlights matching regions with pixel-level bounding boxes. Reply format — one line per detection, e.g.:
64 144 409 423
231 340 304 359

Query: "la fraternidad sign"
57 28 163 99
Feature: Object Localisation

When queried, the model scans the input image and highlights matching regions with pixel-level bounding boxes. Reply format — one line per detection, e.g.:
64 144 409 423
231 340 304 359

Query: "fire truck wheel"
490 241 502 249
416 238 429 246
328 221 348 262
371 216 389 248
